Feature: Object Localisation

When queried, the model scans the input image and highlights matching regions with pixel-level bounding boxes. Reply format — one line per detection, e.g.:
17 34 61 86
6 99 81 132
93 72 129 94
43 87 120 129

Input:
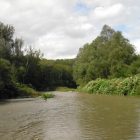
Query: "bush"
41 92 55 100
82 76 140 96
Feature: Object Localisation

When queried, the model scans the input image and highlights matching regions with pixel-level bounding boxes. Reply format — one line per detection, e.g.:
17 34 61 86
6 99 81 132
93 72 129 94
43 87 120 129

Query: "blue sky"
114 25 128 32
0 0 140 59
74 2 91 14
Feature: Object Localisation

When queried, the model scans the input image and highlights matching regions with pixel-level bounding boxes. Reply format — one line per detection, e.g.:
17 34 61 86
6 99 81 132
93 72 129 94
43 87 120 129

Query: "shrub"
82 76 140 96
41 92 55 100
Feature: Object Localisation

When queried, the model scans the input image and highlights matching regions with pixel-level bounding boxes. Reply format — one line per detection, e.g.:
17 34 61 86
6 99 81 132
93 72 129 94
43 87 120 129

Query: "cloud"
35 32 87 59
132 39 140 54
0 0 10 15
0 0 139 59
93 3 124 19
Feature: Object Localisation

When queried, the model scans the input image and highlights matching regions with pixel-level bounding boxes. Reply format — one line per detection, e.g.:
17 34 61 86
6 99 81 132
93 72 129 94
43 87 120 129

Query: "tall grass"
81 76 140 96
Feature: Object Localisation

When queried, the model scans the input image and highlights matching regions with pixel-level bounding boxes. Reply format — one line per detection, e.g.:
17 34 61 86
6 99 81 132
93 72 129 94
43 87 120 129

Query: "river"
0 92 140 140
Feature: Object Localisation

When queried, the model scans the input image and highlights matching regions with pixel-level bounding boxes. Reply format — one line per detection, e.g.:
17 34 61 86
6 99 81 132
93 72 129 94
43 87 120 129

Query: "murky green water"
0 92 140 140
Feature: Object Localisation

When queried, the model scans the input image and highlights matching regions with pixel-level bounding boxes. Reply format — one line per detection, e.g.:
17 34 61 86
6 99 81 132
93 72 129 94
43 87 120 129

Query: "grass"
81 75 140 96
55 87 76 92
41 92 55 100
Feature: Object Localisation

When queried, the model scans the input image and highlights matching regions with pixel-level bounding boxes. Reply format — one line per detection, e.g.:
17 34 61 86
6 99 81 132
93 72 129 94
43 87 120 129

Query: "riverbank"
55 87 76 92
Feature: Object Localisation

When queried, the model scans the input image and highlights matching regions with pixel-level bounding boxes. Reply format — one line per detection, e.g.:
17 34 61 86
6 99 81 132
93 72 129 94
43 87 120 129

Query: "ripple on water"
0 93 140 140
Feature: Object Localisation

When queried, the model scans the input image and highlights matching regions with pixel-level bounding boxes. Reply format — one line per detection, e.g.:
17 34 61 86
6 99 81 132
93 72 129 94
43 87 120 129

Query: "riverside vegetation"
0 22 76 99
73 25 140 96
41 92 55 100
1 21 140 98
81 76 140 96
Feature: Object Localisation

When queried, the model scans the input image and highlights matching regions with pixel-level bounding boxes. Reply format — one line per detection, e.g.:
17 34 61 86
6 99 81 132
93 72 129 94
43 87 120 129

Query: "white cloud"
0 0 139 59
81 0 112 7
93 3 124 19
0 0 11 16
34 28 93 59
132 39 140 54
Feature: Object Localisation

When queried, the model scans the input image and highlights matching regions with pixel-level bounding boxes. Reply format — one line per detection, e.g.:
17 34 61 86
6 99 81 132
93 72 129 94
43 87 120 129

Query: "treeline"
0 22 76 99
36 59 76 90
1 21 140 98
73 25 140 86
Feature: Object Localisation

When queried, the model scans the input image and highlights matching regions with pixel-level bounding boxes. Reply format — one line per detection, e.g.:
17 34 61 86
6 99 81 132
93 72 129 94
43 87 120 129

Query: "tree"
0 58 17 98
73 25 135 85
0 22 14 60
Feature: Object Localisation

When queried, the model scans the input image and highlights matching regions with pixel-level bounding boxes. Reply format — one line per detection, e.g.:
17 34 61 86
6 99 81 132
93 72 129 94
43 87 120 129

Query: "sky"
0 0 140 59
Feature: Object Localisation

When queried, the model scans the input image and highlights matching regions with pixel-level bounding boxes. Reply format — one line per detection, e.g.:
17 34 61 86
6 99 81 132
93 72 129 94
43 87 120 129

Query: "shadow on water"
0 101 7 105
0 98 36 105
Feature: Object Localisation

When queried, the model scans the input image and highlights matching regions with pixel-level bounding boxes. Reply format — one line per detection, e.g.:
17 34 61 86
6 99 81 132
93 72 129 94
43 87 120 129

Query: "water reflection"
77 94 140 140
44 93 82 140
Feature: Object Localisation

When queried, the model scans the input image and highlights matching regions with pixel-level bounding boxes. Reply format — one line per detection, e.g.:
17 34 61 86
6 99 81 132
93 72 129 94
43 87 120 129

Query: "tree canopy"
73 25 136 85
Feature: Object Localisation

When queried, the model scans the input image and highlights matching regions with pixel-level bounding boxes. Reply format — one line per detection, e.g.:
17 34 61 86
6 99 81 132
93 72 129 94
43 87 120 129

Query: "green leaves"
73 25 135 85
82 76 140 96
41 92 55 100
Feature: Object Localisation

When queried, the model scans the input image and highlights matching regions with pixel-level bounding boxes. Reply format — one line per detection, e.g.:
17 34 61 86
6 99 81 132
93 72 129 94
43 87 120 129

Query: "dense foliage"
0 22 76 99
73 25 137 85
81 76 140 96
0 22 43 98
37 59 76 90
1 21 140 98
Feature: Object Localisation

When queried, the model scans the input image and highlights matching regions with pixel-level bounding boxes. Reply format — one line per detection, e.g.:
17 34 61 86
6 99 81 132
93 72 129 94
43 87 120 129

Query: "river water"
0 92 140 140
